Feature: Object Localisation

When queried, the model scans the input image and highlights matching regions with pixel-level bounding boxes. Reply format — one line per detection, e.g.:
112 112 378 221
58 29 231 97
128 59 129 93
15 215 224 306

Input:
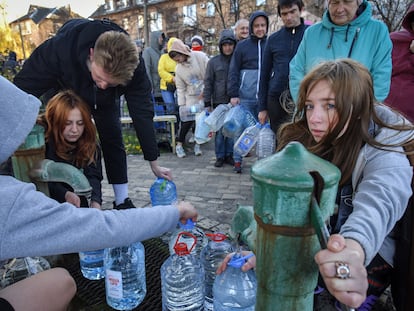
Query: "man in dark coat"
14 19 171 209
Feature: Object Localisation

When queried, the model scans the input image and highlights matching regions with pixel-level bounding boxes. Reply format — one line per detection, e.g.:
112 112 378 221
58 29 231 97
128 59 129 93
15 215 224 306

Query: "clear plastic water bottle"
256 122 275 160
0 257 50 288
244 110 257 128
150 177 177 206
204 103 232 132
79 249 105 280
104 242 146 310
222 105 246 138
200 233 235 311
161 232 205 311
234 122 262 157
213 252 257 311
179 101 204 122
168 219 208 258
195 110 213 144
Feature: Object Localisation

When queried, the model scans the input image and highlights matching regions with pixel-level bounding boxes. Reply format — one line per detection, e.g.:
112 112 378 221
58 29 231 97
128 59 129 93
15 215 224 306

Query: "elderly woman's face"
328 0 360 26
305 80 340 142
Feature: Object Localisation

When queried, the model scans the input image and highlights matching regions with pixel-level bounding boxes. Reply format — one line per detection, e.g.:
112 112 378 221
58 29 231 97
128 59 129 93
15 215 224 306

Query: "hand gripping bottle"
79 249 105 280
222 105 246 138
256 122 276 160
104 242 146 310
150 177 177 206
213 252 257 311
161 232 205 311
204 103 232 132
168 219 208 259
234 122 262 157
200 233 235 311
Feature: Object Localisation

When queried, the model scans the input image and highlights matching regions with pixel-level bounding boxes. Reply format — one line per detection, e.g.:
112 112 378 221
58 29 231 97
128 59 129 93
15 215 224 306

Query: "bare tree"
370 0 414 31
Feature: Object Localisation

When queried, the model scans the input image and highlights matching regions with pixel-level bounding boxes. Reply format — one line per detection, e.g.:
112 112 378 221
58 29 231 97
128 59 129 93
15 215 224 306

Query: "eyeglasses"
329 0 356 5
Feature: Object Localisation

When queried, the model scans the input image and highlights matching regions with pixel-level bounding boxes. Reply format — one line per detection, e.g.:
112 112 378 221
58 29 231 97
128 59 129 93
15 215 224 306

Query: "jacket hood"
167 37 177 52
249 10 269 39
149 31 165 52
219 29 236 54
169 38 191 57
402 4 414 33
0 76 41 163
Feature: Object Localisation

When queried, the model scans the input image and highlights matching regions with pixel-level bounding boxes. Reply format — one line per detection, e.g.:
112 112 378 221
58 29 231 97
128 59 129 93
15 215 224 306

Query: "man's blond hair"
93 31 139 85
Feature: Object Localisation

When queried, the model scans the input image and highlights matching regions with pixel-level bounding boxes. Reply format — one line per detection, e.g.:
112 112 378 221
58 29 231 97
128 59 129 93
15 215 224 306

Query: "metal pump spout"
29 159 92 198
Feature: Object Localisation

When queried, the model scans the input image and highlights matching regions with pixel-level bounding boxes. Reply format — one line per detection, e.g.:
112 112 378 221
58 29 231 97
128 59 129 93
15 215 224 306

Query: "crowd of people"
1 0 414 310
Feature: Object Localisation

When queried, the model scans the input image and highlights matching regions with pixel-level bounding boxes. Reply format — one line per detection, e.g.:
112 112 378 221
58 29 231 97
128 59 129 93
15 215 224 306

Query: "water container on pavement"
79 249 105 280
222 105 246 138
104 242 146 310
234 123 262 157
213 252 257 311
161 232 205 311
179 102 204 122
200 233 235 311
204 103 232 132
256 122 276 160
168 219 208 258
195 110 213 144
150 177 177 206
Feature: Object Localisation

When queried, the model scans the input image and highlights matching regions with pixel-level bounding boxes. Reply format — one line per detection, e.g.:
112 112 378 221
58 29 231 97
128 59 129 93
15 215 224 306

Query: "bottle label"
238 136 254 153
79 250 103 263
106 269 123 299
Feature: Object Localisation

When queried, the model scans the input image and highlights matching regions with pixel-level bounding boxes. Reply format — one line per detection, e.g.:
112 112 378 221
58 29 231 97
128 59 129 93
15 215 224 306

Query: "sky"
1 0 104 23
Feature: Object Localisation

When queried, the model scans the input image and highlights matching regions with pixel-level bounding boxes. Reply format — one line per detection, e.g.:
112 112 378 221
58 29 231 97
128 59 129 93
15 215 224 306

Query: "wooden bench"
120 115 177 154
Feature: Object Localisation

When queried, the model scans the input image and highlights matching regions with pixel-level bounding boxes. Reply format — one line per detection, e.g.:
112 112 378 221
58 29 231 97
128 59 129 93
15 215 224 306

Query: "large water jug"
79 249 105 280
234 123 262 157
222 105 246 138
161 232 205 311
213 253 257 311
256 122 275 160
179 102 204 122
104 242 146 310
195 110 213 144
204 103 232 132
150 177 177 206
168 219 208 258
244 110 257 128
200 233 235 311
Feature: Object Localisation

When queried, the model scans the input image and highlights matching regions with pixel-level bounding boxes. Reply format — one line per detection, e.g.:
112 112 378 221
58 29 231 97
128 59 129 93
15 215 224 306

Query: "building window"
150 12 163 31
206 2 215 17
256 0 266 6
122 18 129 30
183 4 196 26
230 0 238 13
106 0 114 11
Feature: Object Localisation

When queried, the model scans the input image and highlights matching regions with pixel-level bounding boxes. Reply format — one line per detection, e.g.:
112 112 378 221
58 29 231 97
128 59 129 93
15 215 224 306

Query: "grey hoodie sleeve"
0 177 179 261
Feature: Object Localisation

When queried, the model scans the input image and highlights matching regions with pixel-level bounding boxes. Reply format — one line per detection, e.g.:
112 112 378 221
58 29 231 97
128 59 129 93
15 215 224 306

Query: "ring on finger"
335 261 351 279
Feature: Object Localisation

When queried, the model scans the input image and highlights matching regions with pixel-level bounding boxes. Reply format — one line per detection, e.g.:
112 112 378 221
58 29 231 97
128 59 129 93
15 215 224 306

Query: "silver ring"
335 261 351 279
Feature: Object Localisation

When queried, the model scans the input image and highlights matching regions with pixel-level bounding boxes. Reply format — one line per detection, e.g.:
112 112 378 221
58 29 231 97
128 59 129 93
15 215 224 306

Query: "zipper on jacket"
348 28 360 57
93 84 97 110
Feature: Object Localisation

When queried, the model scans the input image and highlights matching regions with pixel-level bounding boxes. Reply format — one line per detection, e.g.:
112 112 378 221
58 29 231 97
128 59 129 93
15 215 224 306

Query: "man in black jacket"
14 19 171 209
258 0 308 134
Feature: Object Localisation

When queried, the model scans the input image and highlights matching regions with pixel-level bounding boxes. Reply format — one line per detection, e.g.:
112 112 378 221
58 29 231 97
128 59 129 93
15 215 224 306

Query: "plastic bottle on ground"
204 103 232 132
222 105 246 138
200 233 235 311
104 242 146 310
161 233 205 311
150 177 177 206
213 252 257 311
256 122 276 160
79 249 105 280
168 219 208 259
234 122 262 157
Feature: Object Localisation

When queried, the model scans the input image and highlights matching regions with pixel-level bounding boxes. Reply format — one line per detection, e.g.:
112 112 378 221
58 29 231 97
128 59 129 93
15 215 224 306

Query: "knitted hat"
191 35 204 46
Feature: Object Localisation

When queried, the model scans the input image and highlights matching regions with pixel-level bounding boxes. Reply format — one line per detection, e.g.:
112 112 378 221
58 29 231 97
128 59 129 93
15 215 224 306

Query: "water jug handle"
174 231 197 253
206 232 227 242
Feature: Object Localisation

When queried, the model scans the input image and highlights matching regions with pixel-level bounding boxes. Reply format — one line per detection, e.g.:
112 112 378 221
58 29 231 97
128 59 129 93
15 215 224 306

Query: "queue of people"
1 1 414 310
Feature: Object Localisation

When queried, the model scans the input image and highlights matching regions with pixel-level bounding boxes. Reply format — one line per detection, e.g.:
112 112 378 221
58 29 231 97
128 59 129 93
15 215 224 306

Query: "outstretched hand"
216 251 256 274
176 201 198 224
314 234 368 309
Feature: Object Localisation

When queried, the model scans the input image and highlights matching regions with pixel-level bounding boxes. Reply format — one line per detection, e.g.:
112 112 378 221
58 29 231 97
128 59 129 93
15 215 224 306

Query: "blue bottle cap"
227 253 254 269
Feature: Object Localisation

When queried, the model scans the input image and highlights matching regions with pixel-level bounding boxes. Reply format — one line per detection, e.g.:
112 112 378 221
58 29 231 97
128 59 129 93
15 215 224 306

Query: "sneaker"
176 145 186 158
214 158 225 167
224 155 235 166
113 197 136 210
234 162 242 174
188 133 195 144
194 144 202 156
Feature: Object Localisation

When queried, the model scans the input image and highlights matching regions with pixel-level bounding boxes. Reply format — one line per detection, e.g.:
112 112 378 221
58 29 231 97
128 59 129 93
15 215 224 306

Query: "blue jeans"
233 101 258 163
161 90 177 115
215 127 233 159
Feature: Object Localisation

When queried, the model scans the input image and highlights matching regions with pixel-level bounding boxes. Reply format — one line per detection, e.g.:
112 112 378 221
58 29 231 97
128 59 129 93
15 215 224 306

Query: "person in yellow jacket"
158 37 178 116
